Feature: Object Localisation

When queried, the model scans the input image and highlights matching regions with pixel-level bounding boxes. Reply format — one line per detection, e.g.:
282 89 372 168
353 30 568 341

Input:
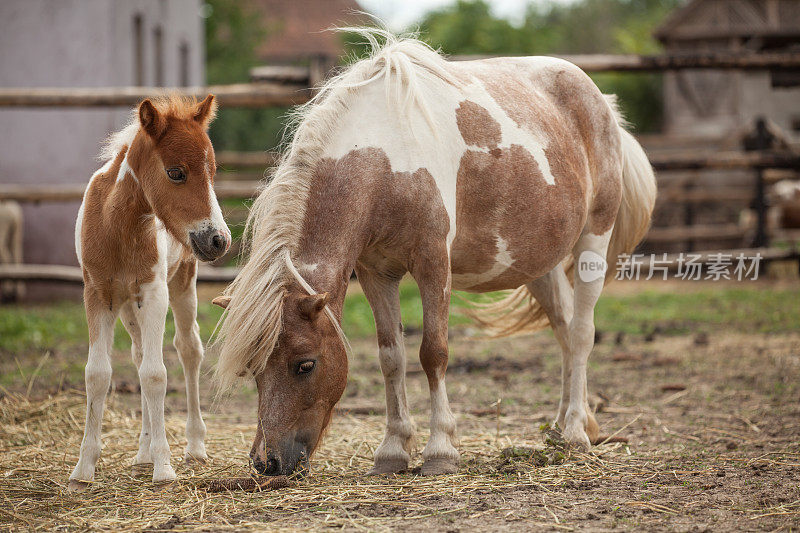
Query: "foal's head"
215 283 348 476
131 95 230 261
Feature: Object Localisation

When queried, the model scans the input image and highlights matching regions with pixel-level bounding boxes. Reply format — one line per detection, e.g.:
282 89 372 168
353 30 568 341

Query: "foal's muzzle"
189 227 229 262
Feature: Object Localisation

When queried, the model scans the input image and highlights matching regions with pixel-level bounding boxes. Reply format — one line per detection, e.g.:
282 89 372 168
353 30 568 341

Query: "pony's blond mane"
213 28 456 391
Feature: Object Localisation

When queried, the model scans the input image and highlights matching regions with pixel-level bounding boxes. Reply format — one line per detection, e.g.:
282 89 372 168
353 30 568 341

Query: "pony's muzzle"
189 227 229 262
251 444 308 477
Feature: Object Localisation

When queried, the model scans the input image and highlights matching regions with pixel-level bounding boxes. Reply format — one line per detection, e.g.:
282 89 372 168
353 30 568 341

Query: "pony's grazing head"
128 94 230 261
214 280 348 476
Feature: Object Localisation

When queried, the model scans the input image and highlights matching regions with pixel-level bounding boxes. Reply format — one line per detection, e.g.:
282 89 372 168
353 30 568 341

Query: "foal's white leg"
120 304 152 466
355 267 414 474
168 264 208 463
526 265 574 429
133 280 176 483
563 230 612 449
69 299 116 490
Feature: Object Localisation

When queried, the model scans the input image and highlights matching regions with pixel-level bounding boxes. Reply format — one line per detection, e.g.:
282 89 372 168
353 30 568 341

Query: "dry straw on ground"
0 389 648 531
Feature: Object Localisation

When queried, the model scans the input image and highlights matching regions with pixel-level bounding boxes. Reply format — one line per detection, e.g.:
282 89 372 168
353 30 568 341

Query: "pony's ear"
298 292 329 320
193 94 217 129
138 99 166 139
212 295 231 309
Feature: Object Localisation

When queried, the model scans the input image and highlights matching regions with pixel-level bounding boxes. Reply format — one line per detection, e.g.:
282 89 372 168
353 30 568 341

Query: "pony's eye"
166 167 186 183
297 360 315 375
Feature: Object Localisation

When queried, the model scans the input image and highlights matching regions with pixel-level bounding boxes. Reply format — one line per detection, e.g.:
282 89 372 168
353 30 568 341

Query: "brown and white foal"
69 95 230 490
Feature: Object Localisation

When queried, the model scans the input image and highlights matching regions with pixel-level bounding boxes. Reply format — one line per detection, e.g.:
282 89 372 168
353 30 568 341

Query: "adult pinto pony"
214 31 656 477
69 95 230 490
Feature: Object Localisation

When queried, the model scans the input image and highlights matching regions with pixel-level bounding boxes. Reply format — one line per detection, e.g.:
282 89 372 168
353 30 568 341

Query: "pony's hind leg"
526 265 575 430
355 265 414 475
120 303 152 468
132 280 176 483
168 261 207 464
69 290 117 491
411 250 459 475
563 230 612 449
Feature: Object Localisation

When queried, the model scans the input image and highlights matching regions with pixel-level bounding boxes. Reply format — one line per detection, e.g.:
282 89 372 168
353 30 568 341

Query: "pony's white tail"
469 113 657 337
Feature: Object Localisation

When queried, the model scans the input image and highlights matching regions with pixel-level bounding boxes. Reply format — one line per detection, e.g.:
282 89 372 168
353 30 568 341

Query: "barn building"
655 0 800 142
0 0 205 298
249 0 365 64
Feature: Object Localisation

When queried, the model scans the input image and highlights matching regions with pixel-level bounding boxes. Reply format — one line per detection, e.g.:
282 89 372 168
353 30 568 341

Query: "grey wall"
0 0 204 299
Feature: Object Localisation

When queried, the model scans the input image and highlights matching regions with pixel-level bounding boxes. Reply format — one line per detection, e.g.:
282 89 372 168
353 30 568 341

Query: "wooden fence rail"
0 181 262 203
0 264 240 284
0 82 311 108
251 51 800 83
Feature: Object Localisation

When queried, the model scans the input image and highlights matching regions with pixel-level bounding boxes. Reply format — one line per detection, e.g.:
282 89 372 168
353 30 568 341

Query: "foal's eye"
297 360 315 375
166 167 186 183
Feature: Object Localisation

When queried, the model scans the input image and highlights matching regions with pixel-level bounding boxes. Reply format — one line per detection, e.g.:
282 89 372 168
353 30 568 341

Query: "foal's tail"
468 111 657 337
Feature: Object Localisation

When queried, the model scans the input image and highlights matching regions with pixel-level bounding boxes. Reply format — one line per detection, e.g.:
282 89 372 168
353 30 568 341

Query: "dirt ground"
1 285 799 531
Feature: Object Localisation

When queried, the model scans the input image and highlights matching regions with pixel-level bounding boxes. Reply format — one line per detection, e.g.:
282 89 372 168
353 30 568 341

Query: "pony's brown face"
133 95 230 262
249 290 348 476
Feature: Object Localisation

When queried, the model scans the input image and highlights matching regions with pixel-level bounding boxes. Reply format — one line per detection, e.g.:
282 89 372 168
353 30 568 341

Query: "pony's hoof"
563 427 591 451
420 457 458 476
368 458 408 475
184 452 208 466
67 479 91 492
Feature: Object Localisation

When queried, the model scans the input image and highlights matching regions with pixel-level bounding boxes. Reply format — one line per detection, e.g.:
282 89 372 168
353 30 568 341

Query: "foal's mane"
98 95 211 161
214 28 456 390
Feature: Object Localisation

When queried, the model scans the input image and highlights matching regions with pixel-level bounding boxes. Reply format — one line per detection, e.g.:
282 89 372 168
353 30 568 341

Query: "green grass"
1 283 798 358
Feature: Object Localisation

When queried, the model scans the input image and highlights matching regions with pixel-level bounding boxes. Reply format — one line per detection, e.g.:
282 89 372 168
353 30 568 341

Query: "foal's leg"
411 251 459 475
69 290 117 490
526 264 576 429
356 266 415 475
563 230 612 449
168 261 208 463
120 304 152 467
132 280 176 483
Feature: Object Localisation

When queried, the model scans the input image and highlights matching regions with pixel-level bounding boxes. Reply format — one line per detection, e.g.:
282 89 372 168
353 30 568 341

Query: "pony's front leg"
133 281 176 483
412 254 459 475
69 291 117 491
356 266 415 475
168 262 208 464
563 231 612 449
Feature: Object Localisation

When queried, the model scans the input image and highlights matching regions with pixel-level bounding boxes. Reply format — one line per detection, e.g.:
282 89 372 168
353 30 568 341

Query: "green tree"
415 0 681 132
204 0 287 151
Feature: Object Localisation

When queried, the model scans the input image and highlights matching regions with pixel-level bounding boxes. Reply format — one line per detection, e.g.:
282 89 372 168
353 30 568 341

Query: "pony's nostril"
211 233 225 252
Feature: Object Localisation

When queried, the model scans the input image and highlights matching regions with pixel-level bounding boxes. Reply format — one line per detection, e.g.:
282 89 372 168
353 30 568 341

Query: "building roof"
655 0 800 43
249 0 367 63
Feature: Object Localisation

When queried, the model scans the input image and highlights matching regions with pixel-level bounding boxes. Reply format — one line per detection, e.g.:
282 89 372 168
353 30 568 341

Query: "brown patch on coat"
450 145 586 292
455 100 502 149
465 62 622 237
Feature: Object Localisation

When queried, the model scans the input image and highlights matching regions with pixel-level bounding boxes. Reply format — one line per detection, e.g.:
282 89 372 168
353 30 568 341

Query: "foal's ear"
193 94 217 129
138 99 166 139
212 295 231 309
298 293 329 320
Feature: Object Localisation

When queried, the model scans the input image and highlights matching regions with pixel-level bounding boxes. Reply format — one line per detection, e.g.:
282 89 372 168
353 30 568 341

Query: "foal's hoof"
131 462 153 475
563 427 592 452
420 457 458 476
153 465 177 484
367 458 408 475
67 479 91 492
